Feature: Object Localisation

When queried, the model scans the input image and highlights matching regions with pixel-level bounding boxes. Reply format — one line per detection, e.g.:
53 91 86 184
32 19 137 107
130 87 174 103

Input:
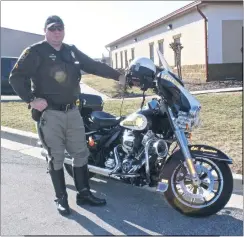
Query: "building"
105 0 243 82
1 27 44 57
93 55 111 66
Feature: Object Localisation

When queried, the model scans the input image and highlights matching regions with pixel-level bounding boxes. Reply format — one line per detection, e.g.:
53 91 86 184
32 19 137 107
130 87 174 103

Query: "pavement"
1 128 244 236
1 85 242 102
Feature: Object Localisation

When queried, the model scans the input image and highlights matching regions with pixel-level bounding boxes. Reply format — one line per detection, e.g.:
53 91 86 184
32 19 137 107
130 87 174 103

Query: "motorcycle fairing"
157 70 201 113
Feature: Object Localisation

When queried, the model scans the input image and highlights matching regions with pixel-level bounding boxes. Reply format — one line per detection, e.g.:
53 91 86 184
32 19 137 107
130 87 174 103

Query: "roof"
105 0 239 47
1 27 44 37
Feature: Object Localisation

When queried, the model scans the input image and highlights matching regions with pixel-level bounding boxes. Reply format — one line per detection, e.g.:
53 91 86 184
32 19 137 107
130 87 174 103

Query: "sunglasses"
48 25 64 32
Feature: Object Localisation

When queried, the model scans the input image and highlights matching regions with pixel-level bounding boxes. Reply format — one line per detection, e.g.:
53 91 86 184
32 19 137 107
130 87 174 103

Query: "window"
149 42 154 62
120 51 123 68
131 48 135 60
124 50 128 68
158 39 164 66
115 53 118 68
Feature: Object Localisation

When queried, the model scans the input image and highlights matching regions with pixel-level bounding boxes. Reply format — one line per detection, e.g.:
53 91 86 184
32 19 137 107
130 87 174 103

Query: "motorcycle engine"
104 129 168 174
122 129 142 154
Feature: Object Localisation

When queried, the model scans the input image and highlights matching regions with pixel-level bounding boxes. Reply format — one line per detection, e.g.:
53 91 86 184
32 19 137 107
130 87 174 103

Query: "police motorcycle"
40 49 233 217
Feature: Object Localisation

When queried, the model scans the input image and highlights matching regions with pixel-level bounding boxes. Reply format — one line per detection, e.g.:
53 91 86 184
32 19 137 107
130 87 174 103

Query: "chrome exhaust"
43 144 138 179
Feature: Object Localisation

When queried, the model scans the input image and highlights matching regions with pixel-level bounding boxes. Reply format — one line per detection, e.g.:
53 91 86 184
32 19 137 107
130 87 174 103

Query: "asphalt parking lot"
1 144 243 236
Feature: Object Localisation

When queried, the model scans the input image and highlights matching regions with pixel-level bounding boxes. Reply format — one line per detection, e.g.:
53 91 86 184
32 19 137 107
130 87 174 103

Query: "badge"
49 54 56 61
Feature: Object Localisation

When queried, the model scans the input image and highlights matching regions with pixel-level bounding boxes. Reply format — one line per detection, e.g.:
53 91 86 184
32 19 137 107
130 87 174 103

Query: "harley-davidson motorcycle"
39 49 233 217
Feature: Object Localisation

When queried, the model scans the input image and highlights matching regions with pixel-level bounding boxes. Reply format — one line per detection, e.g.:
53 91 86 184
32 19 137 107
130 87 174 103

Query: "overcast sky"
1 1 193 58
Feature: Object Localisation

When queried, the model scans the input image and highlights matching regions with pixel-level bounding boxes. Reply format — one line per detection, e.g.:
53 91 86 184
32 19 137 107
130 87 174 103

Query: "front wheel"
162 157 233 217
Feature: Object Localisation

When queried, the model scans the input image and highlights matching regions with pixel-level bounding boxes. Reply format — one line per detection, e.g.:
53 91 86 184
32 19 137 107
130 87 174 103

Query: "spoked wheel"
163 157 233 217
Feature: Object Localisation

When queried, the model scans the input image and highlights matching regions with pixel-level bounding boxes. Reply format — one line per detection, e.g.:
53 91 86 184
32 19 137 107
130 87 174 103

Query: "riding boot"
49 168 71 215
73 164 106 206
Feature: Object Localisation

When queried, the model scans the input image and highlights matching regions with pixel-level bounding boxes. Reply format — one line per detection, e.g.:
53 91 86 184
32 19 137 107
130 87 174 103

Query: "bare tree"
169 41 184 79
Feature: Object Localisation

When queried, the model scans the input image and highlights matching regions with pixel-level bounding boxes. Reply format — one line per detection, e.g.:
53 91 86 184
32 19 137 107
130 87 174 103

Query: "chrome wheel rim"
171 158 224 209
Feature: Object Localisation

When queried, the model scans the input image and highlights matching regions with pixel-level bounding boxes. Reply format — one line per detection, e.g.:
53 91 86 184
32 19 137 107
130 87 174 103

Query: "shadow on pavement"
66 176 243 236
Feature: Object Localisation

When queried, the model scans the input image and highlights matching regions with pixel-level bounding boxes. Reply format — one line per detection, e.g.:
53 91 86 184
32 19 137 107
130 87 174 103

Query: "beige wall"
222 20 243 64
110 8 206 68
202 3 243 64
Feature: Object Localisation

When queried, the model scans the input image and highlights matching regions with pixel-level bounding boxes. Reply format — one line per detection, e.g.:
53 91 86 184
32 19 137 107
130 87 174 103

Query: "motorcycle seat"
91 111 121 128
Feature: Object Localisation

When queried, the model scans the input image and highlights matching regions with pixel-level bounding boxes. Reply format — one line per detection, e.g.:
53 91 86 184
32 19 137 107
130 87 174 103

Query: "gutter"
196 5 209 81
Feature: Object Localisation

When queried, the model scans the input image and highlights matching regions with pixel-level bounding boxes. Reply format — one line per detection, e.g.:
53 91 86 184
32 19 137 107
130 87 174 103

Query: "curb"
1 126 243 194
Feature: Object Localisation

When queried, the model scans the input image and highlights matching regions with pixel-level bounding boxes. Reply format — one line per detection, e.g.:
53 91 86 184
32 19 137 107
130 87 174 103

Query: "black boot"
49 168 71 215
73 165 106 206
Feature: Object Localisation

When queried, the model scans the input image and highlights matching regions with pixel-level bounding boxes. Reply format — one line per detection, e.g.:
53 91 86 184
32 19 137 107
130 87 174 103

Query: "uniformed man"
9 15 125 216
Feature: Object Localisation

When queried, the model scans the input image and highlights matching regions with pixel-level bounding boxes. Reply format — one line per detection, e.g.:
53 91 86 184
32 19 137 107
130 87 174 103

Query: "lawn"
1 92 242 174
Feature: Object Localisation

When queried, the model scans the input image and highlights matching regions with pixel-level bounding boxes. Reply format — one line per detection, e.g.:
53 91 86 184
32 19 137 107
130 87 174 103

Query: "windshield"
156 48 173 72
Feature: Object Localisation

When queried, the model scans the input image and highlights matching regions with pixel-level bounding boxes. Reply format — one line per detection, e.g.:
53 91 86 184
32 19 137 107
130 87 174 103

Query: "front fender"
166 144 233 166
156 144 233 193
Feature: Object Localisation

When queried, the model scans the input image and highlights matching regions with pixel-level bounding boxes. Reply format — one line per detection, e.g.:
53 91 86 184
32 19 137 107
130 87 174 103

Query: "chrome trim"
85 131 97 135
109 145 122 174
171 157 224 209
167 107 200 184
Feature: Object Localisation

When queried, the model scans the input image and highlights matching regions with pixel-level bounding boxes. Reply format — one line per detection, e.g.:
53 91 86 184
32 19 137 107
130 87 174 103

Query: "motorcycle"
39 49 233 217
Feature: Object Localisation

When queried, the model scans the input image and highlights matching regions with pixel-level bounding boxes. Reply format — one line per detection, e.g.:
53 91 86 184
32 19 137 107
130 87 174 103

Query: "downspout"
196 5 209 81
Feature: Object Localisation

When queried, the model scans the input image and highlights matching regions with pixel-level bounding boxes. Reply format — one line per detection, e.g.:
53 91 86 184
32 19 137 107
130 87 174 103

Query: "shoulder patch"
13 47 31 69
18 47 31 63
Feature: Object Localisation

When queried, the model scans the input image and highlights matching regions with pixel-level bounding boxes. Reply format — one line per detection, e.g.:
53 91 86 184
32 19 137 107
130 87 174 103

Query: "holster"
31 108 43 122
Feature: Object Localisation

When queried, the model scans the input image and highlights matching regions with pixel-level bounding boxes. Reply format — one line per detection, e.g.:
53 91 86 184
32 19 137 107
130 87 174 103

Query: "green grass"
1 92 242 174
82 75 154 98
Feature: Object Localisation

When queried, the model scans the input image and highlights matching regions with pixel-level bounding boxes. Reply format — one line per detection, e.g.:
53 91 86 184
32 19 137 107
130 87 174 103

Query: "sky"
1 1 193 59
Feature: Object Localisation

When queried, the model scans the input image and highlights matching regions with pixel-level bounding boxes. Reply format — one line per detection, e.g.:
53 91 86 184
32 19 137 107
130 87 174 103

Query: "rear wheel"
162 157 233 217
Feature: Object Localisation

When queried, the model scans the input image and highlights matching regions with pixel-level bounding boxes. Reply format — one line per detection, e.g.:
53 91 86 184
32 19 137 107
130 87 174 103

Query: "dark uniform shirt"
9 41 121 104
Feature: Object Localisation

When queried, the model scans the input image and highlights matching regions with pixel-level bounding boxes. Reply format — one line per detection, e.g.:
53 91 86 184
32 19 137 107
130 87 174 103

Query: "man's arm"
9 47 40 103
70 45 122 81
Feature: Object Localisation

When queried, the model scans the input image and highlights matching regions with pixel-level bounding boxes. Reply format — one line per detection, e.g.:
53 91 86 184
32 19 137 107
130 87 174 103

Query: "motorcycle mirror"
148 99 159 110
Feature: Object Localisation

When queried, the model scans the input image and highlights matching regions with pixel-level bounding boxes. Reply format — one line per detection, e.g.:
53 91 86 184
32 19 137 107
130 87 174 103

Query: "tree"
169 41 183 79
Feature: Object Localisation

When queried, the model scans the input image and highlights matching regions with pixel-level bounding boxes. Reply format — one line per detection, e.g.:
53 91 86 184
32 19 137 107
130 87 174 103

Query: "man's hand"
30 98 48 112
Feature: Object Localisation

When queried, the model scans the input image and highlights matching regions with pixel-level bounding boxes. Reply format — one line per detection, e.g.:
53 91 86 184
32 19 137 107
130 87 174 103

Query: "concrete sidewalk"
1 86 242 102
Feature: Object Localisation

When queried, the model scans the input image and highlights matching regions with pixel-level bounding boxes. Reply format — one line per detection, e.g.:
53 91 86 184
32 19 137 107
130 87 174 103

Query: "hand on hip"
30 98 48 112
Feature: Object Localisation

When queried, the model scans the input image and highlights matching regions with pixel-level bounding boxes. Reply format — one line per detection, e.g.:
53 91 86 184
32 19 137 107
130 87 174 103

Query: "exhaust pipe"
43 145 139 179
87 164 139 178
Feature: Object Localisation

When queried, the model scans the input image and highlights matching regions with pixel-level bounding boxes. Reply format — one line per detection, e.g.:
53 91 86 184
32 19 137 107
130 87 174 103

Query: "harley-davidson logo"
191 146 217 154
120 114 147 130
122 120 137 126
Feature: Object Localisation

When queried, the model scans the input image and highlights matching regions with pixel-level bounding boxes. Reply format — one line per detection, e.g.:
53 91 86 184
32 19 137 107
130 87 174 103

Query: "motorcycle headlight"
176 107 201 131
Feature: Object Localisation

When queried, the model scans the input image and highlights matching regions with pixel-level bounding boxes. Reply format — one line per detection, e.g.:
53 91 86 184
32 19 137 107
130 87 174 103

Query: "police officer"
9 15 125 216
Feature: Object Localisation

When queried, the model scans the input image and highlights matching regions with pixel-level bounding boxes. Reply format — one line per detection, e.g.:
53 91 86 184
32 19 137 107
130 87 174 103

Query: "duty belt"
48 102 76 112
